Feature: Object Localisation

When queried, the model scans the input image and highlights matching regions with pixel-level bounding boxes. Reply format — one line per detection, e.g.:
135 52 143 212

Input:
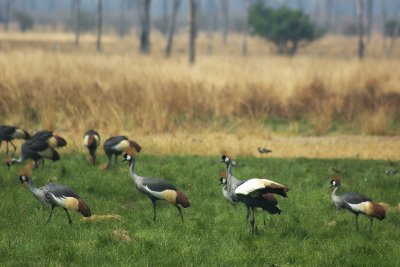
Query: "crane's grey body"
330 179 385 231
124 155 188 222
84 129 100 165
0 125 30 156
21 176 88 224
9 138 59 168
31 130 53 140
103 136 128 167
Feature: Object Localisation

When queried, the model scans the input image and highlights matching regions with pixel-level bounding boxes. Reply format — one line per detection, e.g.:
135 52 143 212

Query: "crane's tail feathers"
51 148 60 161
49 135 67 148
264 204 281 215
129 140 142 153
263 193 278 205
176 191 190 208
261 186 289 198
78 198 91 217
366 202 387 220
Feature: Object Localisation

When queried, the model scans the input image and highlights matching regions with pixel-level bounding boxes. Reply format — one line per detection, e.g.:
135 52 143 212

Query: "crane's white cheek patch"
64 197 79 211
163 190 177 204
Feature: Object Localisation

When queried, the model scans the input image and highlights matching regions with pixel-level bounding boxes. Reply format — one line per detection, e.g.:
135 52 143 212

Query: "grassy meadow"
0 154 400 266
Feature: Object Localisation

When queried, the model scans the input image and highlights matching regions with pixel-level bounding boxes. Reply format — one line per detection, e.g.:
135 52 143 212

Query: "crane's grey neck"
331 185 340 203
129 160 143 187
226 162 233 178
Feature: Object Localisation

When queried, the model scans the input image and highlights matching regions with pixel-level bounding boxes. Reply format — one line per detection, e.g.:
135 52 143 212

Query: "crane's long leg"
263 211 266 226
176 205 184 223
370 218 373 232
151 199 157 222
245 205 250 222
355 214 359 231
250 207 256 234
10 141 16 156
106 154 112 168
45 206 55 224
114 154 118 165
41 158 45 170
6 141 9 155
64 208 72 224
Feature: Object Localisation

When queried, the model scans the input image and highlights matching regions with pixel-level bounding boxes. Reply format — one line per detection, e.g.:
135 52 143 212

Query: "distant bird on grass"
220 155 288 233
83 130 100 165
19 173 91 224
258 147 272 154
6 137 60 169
122 149 189 223
103 136 141 168
330 176 387 231
0 125 31 156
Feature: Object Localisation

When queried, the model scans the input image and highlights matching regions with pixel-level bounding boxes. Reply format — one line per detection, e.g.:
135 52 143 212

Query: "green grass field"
0 154 399 266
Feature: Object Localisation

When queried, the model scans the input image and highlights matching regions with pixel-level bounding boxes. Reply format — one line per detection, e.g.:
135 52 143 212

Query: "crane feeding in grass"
103 136 141 168
19 173 91 224
330 176 387 231
220 154 289 233
31 130 67 148
0 125 31 156
122 149 190 223
83 130 100 165
6 137 60 169
218 171 278 226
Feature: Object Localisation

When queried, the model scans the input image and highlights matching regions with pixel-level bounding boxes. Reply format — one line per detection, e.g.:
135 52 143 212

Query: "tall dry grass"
0 32 399 146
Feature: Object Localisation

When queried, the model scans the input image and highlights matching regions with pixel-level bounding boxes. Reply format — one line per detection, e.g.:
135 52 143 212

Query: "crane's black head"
122 153 135 166
219 177 227 185
19 175 30 184
330 177 341 188
219 155 230 164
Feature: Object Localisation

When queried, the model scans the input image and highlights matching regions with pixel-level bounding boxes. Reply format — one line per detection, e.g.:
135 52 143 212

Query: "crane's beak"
121 158 127 163
218 159 224 163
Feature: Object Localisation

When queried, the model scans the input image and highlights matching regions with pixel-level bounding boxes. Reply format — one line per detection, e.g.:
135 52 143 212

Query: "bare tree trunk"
366 0 373 42
242 0 251 56
165 0 180 57
220 0 229 44
4 0 12 32
75 0 81 47
119 0 126 37
189 0 197 64
357 0 365 59
325 0 333 32
385 13 400 57
140 0 151 54
206 0 214 54
162 0 169 36
96 0 103 52
381 0 387 50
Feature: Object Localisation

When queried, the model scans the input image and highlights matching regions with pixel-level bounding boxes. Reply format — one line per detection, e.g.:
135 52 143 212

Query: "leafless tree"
96 0 102 52
140 0 151 54
75 0 81 47
366 0 373 42
385 12 400 57
242 0 251 56
4 0 12 32
162 0 169 36
189 0 197 64
165 0 180 57
357 0 365 59
206 0 214 54
220 0 229 44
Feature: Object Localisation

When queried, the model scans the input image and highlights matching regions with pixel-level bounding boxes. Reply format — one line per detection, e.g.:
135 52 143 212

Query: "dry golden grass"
0 32 400 159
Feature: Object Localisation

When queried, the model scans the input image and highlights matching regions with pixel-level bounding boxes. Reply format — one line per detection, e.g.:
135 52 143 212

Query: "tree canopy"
249 3 321 55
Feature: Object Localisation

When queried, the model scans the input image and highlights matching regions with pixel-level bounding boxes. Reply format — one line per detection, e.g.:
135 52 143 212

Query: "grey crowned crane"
220 155 288 233
83 130 100 165
218 171 277 226
122 150 190 223
0 125 31 156
103 136 141 168
19 174 91 224
6 137 60 169
330 176 387 231
31 130 67 148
